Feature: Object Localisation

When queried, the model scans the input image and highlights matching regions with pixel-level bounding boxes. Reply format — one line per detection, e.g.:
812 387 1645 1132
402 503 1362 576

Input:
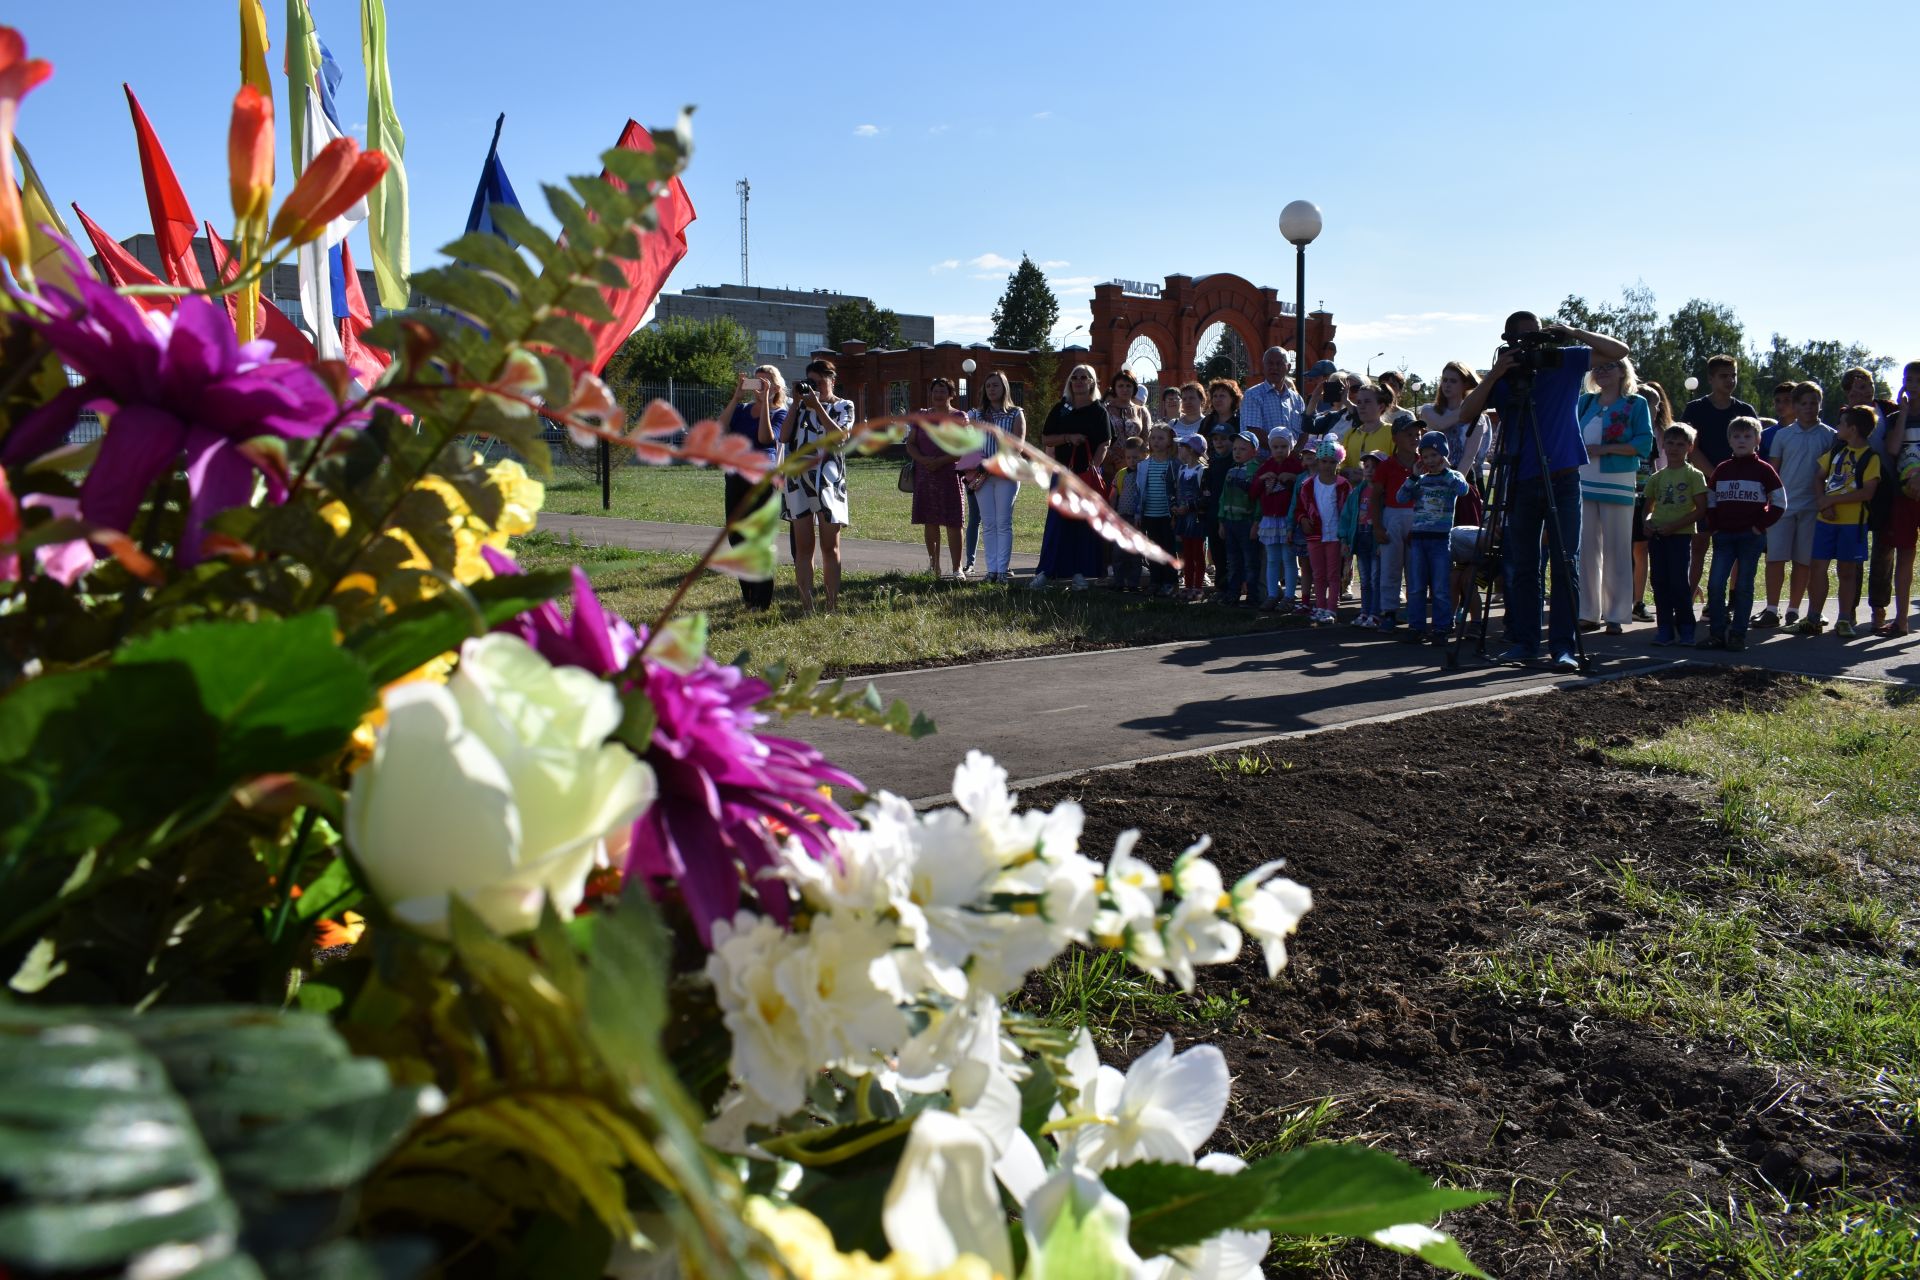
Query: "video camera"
1497 328 1568 374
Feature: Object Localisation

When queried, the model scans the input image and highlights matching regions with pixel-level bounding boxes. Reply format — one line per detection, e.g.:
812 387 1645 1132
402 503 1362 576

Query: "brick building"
651 284 933 386
827 272 1338 422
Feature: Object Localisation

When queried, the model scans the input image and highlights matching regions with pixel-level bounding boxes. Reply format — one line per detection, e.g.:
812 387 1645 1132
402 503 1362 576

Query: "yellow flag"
14 138 88 294
240 0 272 101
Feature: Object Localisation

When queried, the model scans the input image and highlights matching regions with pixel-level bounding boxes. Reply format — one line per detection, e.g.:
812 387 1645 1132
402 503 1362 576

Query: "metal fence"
538 378 729 476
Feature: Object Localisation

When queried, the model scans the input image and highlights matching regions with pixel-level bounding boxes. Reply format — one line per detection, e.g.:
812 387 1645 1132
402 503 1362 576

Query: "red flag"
70 203 172 315
577 121 695 376
204 222 316 363
335 238 390 386
123 85 205 289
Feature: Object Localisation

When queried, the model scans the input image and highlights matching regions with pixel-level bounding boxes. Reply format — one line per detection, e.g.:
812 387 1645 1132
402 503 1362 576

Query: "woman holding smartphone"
720 365 787 609
969 371 1027 583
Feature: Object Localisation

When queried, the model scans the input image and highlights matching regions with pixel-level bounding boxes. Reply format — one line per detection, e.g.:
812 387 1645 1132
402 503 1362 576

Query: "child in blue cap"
1395 430 1471 644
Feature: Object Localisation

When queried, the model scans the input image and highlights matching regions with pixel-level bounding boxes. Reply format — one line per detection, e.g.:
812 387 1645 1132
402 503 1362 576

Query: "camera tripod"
1445 370 1592 674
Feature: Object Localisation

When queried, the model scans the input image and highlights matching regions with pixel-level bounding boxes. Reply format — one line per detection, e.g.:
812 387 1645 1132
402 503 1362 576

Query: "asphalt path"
775 626 1918 804
538 515 1920 801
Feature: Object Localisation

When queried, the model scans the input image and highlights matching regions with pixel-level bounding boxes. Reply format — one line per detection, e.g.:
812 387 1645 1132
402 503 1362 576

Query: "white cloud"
935 314 995 342
1039 259 1070 269
1336 311 1491 341
853 123 881 137
1051 275 1103 298
968 252 1017 271
1033 111 1052 120
929 123 951 135
930 259 961 273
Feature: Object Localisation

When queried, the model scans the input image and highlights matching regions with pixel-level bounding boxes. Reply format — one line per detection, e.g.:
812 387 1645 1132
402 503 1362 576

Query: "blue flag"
465 114 521 242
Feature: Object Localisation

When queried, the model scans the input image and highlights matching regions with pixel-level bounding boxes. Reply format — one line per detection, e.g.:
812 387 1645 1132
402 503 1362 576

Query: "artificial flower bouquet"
0 23 1488 1279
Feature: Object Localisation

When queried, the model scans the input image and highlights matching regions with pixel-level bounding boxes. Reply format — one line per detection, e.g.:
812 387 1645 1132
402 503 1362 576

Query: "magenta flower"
628 654 863 944
481 545 638 675
5 245 338 563
483 546 863 944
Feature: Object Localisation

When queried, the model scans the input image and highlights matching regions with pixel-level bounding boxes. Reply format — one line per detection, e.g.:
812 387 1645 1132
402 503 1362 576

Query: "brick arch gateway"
1090 273 1337 389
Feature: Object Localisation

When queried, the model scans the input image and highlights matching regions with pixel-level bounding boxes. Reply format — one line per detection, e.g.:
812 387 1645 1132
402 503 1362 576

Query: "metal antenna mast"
735 178 750 285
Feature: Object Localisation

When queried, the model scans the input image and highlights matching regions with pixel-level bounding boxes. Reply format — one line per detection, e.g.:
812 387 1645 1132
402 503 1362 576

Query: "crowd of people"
717 339 1920 670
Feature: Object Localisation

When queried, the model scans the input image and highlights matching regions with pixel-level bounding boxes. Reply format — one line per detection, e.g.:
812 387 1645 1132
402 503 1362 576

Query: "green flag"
284 0 316 178
360 0 409 309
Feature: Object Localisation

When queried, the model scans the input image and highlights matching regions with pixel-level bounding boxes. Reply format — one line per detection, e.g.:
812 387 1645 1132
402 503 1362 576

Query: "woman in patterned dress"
781 358 855 611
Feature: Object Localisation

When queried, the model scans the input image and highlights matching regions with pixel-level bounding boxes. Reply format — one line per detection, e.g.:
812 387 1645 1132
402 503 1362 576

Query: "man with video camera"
1454 311 1631 672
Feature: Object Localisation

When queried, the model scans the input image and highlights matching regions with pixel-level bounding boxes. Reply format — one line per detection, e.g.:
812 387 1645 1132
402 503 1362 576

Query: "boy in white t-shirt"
1755 382 1836 628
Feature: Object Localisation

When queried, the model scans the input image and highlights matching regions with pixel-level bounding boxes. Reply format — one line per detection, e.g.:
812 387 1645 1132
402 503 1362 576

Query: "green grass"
542 458 1051 549
1470 683 1920 1120
1651 1193 1920 1278
1468 681 1920 1273
1016 948 1247 1048
511 531 1283 675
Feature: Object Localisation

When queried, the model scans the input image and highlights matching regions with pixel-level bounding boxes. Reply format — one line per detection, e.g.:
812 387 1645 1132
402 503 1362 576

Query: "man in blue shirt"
1240 347 1307 438
1454 311 1631 672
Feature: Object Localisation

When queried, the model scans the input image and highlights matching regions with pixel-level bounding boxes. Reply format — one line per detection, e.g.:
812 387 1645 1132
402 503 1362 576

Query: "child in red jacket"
1293 439 1352 624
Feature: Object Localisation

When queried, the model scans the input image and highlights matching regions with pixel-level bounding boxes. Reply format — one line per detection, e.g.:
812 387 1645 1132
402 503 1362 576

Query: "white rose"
347 634 654 937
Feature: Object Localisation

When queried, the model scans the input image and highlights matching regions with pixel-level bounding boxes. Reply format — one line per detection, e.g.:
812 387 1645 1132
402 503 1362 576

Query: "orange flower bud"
0 26 54 278
268 138 389 247
227 84 273 226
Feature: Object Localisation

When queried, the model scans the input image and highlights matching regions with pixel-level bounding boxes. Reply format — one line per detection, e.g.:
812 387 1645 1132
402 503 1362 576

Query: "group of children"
1643 406 1887 649
1111 410 1483 645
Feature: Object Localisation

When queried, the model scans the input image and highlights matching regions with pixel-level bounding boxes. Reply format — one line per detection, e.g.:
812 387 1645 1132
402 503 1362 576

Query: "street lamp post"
1278 200 1323 387
961 357 977 410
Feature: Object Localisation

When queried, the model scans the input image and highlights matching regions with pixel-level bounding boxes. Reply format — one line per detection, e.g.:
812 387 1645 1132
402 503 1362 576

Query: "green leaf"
544 184 594 249
1243 1144 1492 1239
599 147 669 189
527 313 595 361
412 264 526 333
0 1005 425 1277
755 662 936 740
1103 1146 1491 1259
1030 1182 1131 1280
612 689 658 757
343 568 572 687
1368 1223 1490 1278
115 610 372 780
0 661 218 866
479 204 565 273
1101 1162 1274 1256
443 232 539 294
708 491 780 583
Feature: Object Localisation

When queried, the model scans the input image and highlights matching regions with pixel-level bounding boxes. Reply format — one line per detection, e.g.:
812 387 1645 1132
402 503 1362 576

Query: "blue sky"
21 0 1920 381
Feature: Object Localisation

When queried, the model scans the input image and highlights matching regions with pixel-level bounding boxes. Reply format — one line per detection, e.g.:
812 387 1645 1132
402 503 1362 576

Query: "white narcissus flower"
704 912 813 1120
1103 831 1164 931
882 1111 1015 1279
347 634 654 938
1059 1035 1229 1173
1021 1167 1146 1279
1229 861 1314 978
1371 1222 1449 1251
1160 851 1240 992
774 913 909 1073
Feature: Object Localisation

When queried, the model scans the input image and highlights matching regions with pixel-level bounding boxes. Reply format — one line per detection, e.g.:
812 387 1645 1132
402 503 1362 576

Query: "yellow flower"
487 458 544 536
743 1199 1001 1280
318 500 354 537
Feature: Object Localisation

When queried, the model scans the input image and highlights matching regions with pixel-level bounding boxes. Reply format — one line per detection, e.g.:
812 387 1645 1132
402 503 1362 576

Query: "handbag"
897 459 916 494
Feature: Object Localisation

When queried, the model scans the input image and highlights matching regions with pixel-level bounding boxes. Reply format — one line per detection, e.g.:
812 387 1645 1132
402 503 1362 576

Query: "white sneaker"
1028 573 1048 591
